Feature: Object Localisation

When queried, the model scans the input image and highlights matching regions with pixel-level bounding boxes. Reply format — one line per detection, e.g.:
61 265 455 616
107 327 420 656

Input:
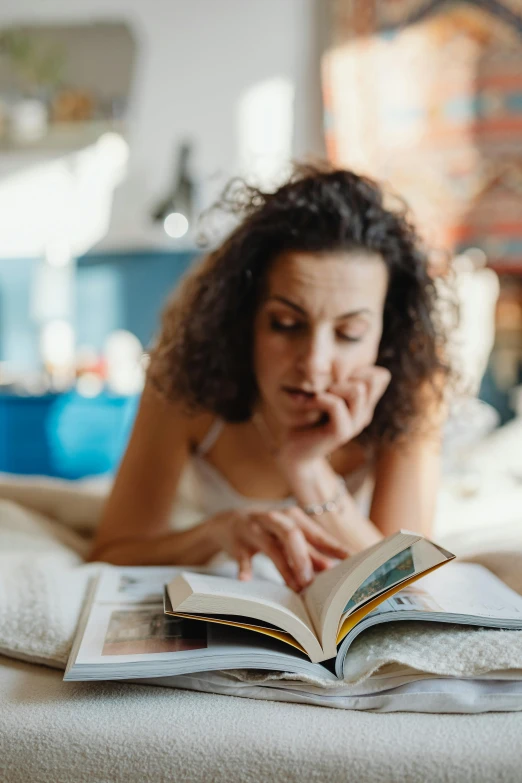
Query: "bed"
0 417 521 782
2 655 522 783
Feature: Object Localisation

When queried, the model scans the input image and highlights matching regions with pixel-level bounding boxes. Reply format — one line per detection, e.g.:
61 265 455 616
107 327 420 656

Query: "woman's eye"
337 331 363 343
270 317 303 332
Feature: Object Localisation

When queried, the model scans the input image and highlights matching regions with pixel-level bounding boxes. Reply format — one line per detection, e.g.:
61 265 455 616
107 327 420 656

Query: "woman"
90 166 451 592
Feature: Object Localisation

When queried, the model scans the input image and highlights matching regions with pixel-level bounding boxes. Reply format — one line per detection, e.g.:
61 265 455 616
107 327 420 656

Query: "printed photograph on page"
102 608 208 656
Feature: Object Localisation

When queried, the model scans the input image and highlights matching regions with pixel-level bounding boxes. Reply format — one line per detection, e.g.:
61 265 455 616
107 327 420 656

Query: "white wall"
1 0 326 250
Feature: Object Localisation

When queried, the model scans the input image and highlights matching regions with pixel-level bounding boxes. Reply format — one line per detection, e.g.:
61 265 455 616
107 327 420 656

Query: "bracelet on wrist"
300 476 347 517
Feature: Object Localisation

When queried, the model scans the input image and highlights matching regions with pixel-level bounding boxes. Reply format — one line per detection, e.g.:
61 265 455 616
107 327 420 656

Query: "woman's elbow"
87 540 132 565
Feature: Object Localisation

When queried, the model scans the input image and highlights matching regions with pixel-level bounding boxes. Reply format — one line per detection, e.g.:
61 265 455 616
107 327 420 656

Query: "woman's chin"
282 407 323 429
264 406 303 430
262 394 322 429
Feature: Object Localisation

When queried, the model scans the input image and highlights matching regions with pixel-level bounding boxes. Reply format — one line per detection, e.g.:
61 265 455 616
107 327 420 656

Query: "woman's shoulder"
142 381 216 451
187 410 222 453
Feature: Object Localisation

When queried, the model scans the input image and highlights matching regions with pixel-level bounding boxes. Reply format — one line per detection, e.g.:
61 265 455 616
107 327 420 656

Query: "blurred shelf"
0 119 126 155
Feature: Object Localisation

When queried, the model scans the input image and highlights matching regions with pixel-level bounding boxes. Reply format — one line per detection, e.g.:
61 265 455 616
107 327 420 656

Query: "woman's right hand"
206 506 350 592
276 366 392 473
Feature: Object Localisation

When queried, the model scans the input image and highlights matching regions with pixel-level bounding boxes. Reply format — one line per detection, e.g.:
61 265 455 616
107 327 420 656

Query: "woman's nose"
296 330 334 384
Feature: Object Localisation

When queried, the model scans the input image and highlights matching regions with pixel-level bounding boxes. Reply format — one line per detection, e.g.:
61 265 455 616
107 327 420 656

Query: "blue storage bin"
0 391 139 479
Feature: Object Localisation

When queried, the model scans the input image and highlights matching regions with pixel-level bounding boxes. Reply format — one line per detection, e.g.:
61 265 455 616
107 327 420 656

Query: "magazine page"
333 561 522 678
389 561 522 621
354 561 522 624
64 566 334 682
66 566 208 672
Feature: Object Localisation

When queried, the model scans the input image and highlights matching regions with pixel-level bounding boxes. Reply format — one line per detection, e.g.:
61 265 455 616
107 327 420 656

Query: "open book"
164 530 455 664
64 535 522 684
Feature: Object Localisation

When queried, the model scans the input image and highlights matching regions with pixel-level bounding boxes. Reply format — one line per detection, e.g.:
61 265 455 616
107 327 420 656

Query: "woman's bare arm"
284 428 442 553
89 382 218 564
370 431 442 538
89 521 221 566
370 380 446 538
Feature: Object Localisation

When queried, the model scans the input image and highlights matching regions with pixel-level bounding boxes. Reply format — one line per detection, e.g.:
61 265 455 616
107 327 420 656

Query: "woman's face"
253 250 388 428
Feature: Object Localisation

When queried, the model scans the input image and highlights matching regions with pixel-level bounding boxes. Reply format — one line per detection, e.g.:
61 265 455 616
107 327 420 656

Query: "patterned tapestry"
323 0 522 272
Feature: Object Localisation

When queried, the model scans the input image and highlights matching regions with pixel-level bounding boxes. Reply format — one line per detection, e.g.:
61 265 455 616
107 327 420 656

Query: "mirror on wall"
0 21 136 150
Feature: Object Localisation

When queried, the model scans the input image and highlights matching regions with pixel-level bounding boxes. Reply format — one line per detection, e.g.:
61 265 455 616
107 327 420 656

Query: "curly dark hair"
148 164 454 447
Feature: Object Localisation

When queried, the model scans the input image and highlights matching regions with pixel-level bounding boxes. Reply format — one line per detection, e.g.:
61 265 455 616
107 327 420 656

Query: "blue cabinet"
0 249 197 371
0 391 139 478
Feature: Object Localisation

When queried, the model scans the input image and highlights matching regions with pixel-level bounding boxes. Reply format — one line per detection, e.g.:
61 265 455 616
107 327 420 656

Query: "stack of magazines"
65 530 522 702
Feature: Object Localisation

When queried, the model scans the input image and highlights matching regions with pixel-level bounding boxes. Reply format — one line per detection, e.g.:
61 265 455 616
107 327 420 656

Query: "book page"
335 537 451 627
303 531 424 655
341 547 417 615
334 538 455 642
302 539 387 634
167 571 325 662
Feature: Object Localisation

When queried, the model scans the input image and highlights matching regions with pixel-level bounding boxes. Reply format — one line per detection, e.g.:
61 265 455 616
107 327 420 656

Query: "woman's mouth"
282 386 318 405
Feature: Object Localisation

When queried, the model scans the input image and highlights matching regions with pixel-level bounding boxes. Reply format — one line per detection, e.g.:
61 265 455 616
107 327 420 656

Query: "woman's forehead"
265 251 388 312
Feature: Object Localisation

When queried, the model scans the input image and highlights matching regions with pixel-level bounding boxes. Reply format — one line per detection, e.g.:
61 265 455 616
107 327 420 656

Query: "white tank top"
169 419 373 532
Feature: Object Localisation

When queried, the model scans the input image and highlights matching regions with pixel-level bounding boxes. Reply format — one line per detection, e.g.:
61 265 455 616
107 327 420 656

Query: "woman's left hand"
277 366 391 473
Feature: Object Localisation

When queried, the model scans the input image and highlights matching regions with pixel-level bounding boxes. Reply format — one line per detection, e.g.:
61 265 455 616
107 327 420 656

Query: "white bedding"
2 656 522 783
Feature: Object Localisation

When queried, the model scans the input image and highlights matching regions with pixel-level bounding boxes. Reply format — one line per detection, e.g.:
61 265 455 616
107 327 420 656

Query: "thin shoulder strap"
196 418 225 456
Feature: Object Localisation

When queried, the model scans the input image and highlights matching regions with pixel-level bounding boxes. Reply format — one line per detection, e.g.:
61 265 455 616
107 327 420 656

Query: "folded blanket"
1 473 522 692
